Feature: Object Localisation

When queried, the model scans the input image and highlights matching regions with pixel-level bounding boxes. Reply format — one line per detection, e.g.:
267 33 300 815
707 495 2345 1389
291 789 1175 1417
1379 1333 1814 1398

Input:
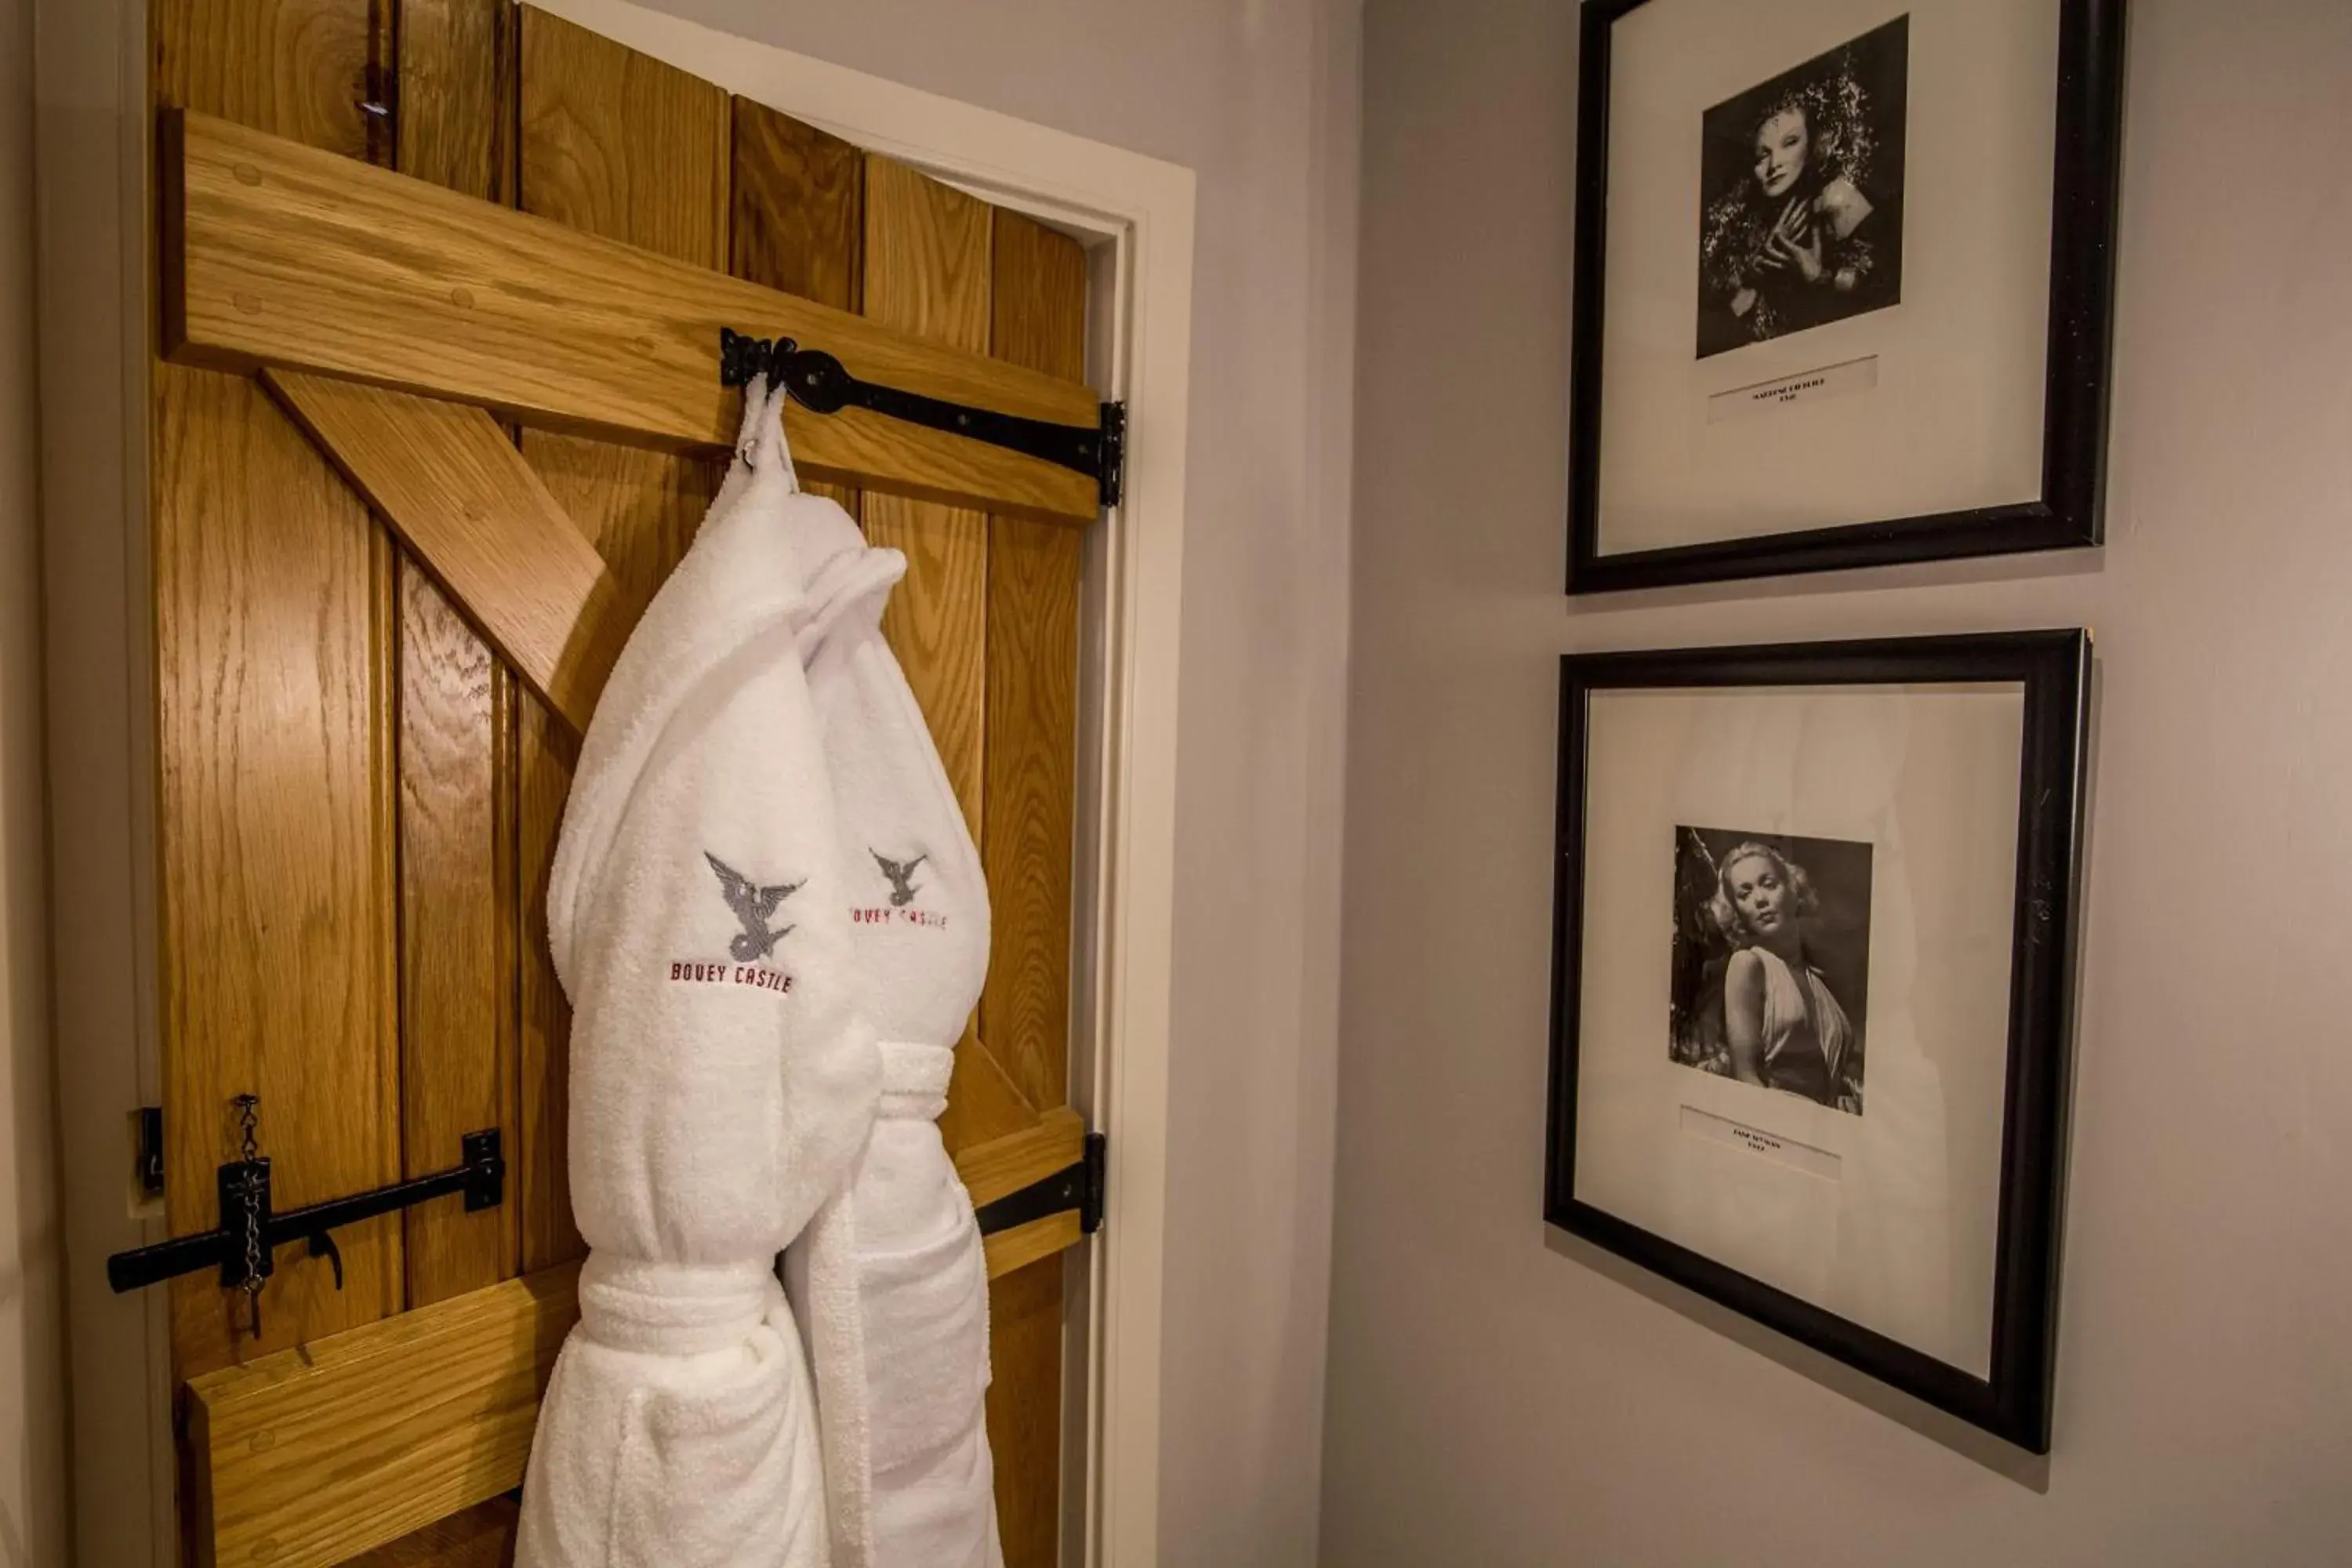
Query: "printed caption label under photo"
1679 1104 1842 1182
1707 355 1879 423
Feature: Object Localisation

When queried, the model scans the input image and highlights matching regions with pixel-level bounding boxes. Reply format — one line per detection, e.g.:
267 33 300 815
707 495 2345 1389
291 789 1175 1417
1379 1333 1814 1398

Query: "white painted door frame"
42 2 1192 1563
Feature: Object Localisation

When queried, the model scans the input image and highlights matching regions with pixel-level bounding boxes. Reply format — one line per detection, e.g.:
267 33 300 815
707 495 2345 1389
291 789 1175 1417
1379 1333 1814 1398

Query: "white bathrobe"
518 383 1004 1568
515 381 880 1568
778 449 1004 1568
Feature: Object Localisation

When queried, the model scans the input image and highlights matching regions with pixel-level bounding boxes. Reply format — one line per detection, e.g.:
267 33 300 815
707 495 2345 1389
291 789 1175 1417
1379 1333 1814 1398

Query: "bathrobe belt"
572 1042 947 1352
575 1254 788 1359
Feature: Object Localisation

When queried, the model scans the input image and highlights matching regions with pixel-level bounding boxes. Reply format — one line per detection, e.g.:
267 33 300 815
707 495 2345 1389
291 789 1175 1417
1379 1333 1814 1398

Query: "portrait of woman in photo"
1696 16 1908 360
1709 840 1864 1112
1668 827 1870 1116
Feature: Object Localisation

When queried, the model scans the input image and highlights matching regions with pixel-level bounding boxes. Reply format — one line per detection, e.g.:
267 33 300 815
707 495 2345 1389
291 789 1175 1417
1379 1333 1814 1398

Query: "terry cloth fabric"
775 425 1003 1567
514 379 880 1568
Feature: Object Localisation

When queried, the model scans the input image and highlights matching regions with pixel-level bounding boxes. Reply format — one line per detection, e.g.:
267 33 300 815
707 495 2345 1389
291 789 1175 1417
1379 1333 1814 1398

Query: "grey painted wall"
639 4 1361 1563
1326 1 2352 1563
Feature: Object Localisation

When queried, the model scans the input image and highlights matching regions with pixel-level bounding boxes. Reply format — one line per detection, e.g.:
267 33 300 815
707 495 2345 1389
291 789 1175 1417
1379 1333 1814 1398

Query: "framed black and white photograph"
1546 630 2089 1450
1669 826 1873 1116
1696 17 1908 361
1567 0 2126 590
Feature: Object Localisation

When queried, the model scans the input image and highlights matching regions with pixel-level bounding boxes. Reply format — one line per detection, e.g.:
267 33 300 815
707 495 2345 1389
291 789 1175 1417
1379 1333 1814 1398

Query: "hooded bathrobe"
517 382 1003 1567
770 407 1004 1568
514 380 880 1568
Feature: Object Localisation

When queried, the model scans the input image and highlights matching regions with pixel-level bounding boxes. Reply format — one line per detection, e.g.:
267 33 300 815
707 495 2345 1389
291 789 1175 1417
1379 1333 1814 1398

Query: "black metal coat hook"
719 328 1126 508
107 1094 505 1339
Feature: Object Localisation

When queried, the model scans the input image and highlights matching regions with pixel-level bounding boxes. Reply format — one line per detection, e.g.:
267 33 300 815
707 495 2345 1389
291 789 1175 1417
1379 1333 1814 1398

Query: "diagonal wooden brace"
263 371 630 738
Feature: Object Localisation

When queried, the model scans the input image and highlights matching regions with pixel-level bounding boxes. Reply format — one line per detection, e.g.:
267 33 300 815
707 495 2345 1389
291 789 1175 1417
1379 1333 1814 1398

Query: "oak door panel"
731 96 864 517
395 570 520 1308
861 153 994 842
394 0 515 203
983 212 1086 1120
394 0 522 1314
511 5 733 1270
154 361 404 1374
154 0 404 1385
981 208 1090 1568
155 0 388 162
153 12 1092 1562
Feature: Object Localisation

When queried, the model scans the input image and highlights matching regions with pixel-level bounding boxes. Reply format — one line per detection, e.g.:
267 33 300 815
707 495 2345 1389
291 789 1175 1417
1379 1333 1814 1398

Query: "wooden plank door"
149 6 1091 1564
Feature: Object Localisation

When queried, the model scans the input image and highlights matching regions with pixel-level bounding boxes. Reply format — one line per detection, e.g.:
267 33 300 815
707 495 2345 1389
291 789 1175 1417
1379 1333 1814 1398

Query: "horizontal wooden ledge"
187 1263 579 1568
159 109 1104 524
184 1109 1090 1566
960 1104 1086 1210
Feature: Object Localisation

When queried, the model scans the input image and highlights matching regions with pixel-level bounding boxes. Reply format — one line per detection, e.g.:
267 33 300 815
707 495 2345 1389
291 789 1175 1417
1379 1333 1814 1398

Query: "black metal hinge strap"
973 1130 1107 1240
718 328 1126 509
105 1127 504 1298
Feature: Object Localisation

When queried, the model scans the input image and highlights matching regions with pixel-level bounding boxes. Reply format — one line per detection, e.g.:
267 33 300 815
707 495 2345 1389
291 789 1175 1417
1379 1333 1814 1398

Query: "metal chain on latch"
233 1093 266 1340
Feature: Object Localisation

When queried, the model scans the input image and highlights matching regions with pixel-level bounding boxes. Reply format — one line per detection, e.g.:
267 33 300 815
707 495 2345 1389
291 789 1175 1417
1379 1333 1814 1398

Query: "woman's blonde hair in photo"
1705 840 1819 946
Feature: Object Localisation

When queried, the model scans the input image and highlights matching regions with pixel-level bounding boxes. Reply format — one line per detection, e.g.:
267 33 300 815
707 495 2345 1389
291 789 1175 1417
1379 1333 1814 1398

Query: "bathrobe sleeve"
516 383 880 1568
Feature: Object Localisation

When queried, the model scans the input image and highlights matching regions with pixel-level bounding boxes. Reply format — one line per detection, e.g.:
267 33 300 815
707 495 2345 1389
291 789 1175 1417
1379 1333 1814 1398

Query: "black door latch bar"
718 328 1126 509
106 1094 504 1338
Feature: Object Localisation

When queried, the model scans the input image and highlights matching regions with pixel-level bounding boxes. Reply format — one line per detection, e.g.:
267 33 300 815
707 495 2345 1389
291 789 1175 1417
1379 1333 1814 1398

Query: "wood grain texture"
161 109 1103 521
983 1247 1069 1559
516 695 583 1272
864 155 993 350
510 428 717 620
862 153 992 839
982 211 1086 1115
177 1106 1083 1568
512 9 735 1272
982 205 1089 1568
156 0 386 163
392 0 521 1319
155 363 404 1378
968 1109 1091 1297
264 372 641 739
396 568 518 1308
939 1030 1046 1157
153 0 402 1388
980 1214 1084 1287
394 0 514 203
186 1264 579 1568
728 97 862 311
519 7 728 278
956 1105 1085 1210
518 4 729 650
729 96 863 514
346 1498 517 1568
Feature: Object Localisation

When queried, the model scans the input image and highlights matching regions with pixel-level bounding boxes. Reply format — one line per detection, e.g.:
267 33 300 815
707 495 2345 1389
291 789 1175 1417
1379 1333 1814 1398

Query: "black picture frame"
1566 0 2129 593
1545 630 2090 1451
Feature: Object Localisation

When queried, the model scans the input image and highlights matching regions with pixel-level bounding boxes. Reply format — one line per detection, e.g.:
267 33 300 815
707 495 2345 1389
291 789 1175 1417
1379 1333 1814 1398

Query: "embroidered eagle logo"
872 851 928 908
705 852 801 960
